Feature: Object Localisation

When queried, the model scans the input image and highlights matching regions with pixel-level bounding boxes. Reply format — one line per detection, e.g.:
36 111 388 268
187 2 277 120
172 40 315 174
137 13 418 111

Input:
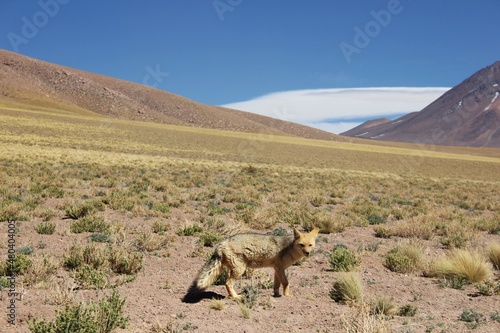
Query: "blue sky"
1 1 499 133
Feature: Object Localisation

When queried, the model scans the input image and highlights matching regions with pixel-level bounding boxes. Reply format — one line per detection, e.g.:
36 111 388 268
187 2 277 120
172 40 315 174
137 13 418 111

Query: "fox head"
293 227 319 257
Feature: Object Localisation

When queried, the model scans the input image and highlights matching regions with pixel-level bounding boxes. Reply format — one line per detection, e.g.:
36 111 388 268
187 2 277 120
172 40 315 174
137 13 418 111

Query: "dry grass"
340 302 391 333
485 242 500 270
330 272 364 304
428 249 493 283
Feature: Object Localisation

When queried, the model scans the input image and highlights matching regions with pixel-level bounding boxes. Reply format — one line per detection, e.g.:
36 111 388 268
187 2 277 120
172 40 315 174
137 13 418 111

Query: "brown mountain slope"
342 62 500 147
0 49 343 141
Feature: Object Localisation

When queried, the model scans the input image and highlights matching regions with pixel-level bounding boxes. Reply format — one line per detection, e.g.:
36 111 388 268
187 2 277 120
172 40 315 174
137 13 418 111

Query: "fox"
184 227 319 300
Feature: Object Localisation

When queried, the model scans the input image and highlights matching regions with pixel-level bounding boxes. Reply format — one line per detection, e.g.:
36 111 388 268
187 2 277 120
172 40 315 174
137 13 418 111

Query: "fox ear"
310 227 320 237
293 228 301 239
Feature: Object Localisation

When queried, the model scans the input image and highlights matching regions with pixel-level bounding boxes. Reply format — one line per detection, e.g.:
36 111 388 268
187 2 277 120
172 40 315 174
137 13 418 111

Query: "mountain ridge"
0 49 344 142
342 62 500 147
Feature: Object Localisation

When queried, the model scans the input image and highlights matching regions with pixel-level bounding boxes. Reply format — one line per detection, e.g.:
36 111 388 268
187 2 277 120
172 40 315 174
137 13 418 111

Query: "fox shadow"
181 291 225 304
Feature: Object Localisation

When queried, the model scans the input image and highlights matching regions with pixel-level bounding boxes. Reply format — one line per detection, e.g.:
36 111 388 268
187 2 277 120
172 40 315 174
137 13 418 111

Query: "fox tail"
184 248 224 298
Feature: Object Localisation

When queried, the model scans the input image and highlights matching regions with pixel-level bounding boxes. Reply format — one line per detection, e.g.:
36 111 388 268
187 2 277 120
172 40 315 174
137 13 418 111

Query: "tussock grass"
485 242 500 270
369 296 397 316
340 302 391 333
330 272 363 304
428 249 493 283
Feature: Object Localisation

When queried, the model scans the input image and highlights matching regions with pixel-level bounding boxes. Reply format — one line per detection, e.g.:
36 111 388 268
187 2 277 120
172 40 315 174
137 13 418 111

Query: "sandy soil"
2 211 499 333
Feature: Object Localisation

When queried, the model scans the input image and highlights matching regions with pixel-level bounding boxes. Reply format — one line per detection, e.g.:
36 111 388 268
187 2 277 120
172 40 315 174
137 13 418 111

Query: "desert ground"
1 102 499 332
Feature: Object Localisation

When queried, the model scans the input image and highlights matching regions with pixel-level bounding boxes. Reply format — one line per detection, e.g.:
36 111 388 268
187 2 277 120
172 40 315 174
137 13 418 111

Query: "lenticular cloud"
222 87 449 133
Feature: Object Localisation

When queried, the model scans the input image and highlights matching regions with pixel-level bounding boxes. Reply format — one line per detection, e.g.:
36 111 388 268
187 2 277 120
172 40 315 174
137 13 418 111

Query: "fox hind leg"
224 258 246 301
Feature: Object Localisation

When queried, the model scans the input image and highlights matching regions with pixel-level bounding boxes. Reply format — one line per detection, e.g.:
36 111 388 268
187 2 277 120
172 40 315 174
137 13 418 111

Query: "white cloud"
222 87 449 134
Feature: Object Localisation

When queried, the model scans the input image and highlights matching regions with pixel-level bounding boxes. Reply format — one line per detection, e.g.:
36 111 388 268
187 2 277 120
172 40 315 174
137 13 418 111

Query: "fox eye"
300 244 305 247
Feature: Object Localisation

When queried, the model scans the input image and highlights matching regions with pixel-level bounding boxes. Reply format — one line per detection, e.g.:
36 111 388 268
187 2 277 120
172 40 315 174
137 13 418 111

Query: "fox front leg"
274 268 290 297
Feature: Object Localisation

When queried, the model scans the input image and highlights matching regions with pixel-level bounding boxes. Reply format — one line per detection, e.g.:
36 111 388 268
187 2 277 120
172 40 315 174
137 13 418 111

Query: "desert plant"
241 285 259 309
367 213 386 225
72 264 107 289
428 249 493 283
108 247 143 275
330 272 363 304
29 289 128 333
370 296 397 316
70 213 111 234
89 233 112 243
327 244 360 272
340 302 391 333
65 202 95 219
17 246 34 255
458 308 486 329
132 230 170 252
175 224 203 236
209 299 225 311
5 253 33 276
35 221 56 235
374 226 392 239
485 242 500 269
383 243 424 274
152 221 170 234
399 304 418 317
22 255 58 286
475 279 500 296
198 232 223 247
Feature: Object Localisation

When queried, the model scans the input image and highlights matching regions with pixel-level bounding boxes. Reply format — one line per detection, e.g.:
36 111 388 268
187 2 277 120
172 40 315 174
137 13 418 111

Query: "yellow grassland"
0 102 499 183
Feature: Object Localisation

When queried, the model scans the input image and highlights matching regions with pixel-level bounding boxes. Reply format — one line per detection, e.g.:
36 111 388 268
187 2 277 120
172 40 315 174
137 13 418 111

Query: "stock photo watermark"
6 219 17 325
7 0 71 52
142 64 169 88
213 0 243 21
339 0 409 64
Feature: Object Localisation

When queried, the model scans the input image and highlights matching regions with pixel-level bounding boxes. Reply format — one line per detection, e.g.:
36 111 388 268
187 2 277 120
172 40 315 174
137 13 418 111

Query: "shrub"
72 264 107 289
198 232 223 247
399 304 418 317
28 289 128 333
108 247 143 275
65 202 95 219
5 253 33 276
89 233 112 243
176 224 203 236
70 214 111 234
132 230 170 252
367 213 386 225
374 226 392 239
429 249 492 283
22 256 58 286
330 272 363 304
328 244 360 272
459 309 486 329
475 279 500 296
17 246 34 255
35 221 56 235
383 243 424 274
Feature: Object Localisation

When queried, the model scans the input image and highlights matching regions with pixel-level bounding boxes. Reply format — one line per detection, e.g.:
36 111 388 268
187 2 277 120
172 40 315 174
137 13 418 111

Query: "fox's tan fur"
186 227 319 300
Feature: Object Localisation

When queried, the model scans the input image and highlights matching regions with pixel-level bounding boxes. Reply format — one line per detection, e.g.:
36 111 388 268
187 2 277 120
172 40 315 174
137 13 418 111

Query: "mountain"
0 49 343 142
342 62 500 147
